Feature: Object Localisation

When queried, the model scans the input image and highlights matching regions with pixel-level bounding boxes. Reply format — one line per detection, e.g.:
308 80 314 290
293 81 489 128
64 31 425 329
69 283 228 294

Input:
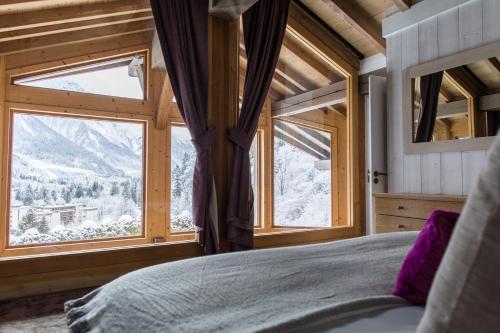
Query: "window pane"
249 135 259 226
273 120 332 228
9 113 144 246
14 56 145 100
170 126 196 233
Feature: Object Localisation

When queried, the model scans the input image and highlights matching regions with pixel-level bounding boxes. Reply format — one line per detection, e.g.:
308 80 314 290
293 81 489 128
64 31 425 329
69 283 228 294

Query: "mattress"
65 232 420 333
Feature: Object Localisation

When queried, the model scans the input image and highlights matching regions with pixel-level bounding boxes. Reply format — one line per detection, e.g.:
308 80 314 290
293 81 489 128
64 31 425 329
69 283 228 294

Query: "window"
13 55 146 100
250 132 261 226
8 112 145 247
273 119 333 228
170 125 196 233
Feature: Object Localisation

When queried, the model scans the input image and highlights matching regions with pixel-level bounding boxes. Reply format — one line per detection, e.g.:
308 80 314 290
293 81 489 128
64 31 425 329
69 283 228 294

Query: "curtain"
226 0 291 251
415 71 444 143
150 0 218 254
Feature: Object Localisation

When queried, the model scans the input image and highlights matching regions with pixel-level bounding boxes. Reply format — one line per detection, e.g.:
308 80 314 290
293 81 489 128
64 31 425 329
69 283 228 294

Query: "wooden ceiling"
0 0 418 106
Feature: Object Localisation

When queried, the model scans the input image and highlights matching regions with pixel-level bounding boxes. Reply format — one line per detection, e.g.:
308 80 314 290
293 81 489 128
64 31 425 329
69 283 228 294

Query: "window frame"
0 105 152 257
10 51 149 101
270 116 339 230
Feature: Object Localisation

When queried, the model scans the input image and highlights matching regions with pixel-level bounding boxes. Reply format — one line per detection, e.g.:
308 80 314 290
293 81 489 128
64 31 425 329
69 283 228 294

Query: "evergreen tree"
22 185 34 205
172 165 183 198
110 182 119 196
39 216 50 234
75 184 84 198
19 209 37 232
41 187 49 203
62 188 72 203
15 189 22 202
51 190 58 202
122 180 131 199
131 180 138 205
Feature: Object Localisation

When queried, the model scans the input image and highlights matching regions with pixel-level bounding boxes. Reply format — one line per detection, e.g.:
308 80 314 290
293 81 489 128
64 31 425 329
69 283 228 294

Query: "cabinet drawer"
375 197 464 220
376 215 426 234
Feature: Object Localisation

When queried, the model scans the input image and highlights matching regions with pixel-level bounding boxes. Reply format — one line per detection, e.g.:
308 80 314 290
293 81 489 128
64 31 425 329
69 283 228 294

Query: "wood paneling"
386 0 497 195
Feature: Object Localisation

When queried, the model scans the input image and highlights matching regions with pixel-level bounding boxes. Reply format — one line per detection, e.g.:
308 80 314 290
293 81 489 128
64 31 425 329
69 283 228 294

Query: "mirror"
411 56 500 143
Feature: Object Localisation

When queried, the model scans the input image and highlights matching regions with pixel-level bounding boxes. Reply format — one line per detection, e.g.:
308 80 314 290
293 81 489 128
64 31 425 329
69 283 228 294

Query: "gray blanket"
65 232 418 333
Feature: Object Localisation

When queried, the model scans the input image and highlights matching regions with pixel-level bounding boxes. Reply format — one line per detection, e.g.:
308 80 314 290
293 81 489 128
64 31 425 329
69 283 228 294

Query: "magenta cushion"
393 210 459 305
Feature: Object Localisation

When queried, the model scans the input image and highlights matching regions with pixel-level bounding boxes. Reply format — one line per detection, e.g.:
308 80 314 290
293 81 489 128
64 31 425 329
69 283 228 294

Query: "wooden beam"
445 67 485 97
437 100 468 119
0 11 153 43
277 121 330 158
0 0 150 33
0 20 155 55
391 0 412 11
156 73 175 130
287 1 360 71
274 123 326 160
208 16 239 249
480 92 500 111
272 81 347 117
326 0 385 53
487 57 500 73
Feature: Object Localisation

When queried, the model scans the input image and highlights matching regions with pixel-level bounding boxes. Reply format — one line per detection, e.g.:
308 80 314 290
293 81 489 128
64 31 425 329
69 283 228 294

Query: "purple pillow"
393 210 459 305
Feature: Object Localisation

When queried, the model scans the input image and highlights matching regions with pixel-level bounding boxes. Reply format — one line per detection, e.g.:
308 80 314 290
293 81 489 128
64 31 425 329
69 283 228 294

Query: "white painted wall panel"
440 152 463 195
462 150 486 194
418 17 438 62
482 0 500 43
437 8 460 57
387 32 404 192
386 0 500 196
421 153 441 193
459 0 483 51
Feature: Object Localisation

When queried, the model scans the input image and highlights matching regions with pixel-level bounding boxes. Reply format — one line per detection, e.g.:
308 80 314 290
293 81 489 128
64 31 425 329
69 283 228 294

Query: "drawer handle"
397 205 404 210
397 224 406 229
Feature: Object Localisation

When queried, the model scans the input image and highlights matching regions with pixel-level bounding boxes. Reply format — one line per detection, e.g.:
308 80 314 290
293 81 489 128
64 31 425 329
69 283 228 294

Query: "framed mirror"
403 41 500 154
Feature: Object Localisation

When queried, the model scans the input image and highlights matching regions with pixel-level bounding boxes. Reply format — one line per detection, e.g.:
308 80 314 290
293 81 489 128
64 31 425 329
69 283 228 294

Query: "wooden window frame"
269 117 339 230
0 46 201 258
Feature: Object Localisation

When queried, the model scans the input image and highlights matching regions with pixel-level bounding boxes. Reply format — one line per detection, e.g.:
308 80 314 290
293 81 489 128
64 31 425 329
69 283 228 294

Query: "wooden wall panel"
386 0 496 196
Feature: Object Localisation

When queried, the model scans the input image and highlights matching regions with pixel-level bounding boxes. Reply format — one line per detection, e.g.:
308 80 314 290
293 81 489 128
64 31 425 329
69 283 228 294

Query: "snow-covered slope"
12 113 143 179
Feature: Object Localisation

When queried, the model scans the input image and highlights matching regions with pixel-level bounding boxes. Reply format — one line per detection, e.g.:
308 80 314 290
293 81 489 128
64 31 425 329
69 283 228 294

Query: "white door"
365 75 387 235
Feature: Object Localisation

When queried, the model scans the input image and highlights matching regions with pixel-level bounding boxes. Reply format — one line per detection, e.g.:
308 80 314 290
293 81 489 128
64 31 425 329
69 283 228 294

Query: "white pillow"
417 134 500 333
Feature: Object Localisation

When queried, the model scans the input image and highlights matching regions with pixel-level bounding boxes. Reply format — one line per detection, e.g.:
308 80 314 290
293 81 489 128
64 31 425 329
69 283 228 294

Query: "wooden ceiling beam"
487 57 500 73
156 72 175 130
391 0 412 12
0 11 153 43
287 1 359 72
326 0 386 53
272 80 347 118
445 67 485 98
0 20 155 55
0 0 150 33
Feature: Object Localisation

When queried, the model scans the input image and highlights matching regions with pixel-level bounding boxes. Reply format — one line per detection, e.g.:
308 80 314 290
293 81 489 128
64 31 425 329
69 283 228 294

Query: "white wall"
386 0 500 195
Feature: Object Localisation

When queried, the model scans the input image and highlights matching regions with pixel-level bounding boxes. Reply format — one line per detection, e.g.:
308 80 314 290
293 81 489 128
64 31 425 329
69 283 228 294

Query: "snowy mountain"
12 113 143 179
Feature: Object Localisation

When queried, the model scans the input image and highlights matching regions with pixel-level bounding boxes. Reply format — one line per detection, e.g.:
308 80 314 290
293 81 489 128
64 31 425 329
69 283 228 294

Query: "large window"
170 125 196 233
13 54 146 100
273 119 333 228
8 112 145 246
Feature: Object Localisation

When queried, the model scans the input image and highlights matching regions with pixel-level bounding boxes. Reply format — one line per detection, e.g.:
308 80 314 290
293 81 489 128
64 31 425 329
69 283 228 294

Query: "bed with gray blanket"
65 232 423 333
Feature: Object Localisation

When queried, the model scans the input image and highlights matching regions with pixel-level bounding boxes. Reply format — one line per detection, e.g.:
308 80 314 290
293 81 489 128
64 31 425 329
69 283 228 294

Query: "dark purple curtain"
150 0 218 254
226 0 291 251
415 71 444 143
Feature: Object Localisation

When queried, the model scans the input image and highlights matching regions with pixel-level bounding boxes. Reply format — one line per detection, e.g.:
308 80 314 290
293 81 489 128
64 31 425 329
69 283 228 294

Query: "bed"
65 232 423 332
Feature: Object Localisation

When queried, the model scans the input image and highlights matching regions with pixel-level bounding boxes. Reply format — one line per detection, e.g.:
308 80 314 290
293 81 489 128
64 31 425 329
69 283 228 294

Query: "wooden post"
207 16 239 250
0 56 6 252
